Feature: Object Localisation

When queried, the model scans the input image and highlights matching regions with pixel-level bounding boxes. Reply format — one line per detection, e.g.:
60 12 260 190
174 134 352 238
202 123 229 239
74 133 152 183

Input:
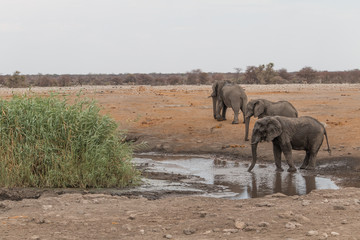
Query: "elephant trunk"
244 116 251 141
212 97 217 119
248 142 258 172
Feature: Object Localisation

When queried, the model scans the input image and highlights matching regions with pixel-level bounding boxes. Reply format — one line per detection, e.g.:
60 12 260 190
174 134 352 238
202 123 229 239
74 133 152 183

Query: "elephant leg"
222 105 227 120
216 101 225 121
300 151 310 169
240 103 246 124
231 106 240 124
305 153 317 170
282 144 296 172
273 143 283 171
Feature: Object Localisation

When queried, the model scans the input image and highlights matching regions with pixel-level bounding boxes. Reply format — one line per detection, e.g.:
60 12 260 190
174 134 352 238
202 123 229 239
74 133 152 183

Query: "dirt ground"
1 84 360 239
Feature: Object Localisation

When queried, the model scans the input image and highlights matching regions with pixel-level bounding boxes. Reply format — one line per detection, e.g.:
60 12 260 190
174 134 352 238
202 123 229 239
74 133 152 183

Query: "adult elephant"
248 116 331 172
211 80 247 124
244 99 298 141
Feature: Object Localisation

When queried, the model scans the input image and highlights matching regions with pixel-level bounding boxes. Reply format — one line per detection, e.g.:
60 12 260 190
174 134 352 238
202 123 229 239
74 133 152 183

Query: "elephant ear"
265 117 282 142
211 82 218 97
254 100 265 118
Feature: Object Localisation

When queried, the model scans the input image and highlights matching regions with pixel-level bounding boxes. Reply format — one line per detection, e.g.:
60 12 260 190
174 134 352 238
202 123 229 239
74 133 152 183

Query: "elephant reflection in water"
247 172 318 198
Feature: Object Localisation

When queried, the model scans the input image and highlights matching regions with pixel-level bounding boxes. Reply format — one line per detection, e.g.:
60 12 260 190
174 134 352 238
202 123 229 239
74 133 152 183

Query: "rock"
30 236 40 240
212 228 221 232
35 217 46 224
333 205 346 210
268 192 287 198
278 211 294 219
301 200 311 206
331 232 340 236
244 226 257 232
234 220 247 229
164 234 172 239
285 222 296 229
320 233 329 239
256 202 274 207
258 222 270 227
139 229 145 235
292 214 310 223
128 214 136 220
183 228 196 235
42 205 53 210
199 211 207 218
306 230 319 236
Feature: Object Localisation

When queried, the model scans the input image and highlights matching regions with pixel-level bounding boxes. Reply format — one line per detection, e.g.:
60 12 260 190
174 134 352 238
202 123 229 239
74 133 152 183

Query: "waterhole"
134 154 339 199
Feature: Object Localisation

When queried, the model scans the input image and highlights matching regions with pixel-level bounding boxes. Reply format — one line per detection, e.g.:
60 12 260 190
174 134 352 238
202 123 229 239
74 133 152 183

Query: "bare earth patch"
1 84 360 239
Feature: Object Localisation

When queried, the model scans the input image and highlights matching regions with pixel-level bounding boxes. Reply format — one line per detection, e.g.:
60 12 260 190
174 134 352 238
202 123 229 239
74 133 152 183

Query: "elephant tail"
324 128 331 155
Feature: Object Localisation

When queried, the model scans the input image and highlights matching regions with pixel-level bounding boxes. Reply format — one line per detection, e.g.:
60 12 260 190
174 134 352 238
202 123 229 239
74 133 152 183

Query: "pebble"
164 234 172 239
306 230 319 236
223 229 238 233
278 211 294 219
331 232 340 236
244 226 257 232
255 202 274 207
183 228 196 235
333 205 346 210
258 222 270 227
285 222 296 229
234 220 247 229
302 200 311 206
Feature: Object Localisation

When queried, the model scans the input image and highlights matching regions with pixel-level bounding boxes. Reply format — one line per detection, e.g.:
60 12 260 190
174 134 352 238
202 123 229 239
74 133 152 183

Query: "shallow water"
134 154 339 199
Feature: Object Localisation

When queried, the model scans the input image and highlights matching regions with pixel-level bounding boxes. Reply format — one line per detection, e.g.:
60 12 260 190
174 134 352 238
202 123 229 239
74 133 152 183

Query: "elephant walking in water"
244 99 298 141
248 116 331 172
211 81 247 124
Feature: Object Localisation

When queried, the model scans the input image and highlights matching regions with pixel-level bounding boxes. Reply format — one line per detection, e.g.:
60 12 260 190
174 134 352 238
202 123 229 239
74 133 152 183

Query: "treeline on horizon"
1 64 360 88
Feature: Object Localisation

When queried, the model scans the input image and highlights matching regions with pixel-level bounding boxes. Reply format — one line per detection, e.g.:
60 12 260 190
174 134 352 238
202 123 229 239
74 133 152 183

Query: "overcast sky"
1 0 359 74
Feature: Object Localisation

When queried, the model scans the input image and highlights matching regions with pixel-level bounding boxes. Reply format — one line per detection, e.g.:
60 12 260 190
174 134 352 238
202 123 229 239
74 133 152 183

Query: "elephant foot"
232 121 239 124
276 167 284 172
287 167 297 172
216 117 225 121
299 164 307 169
245 138 249 141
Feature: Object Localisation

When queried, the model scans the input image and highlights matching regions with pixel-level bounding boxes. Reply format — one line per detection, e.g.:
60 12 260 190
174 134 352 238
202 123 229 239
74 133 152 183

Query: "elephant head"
244 100 266 141
248 117 282 171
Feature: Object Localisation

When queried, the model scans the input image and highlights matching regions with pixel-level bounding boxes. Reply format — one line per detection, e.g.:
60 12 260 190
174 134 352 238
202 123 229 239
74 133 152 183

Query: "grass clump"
0 93 140 188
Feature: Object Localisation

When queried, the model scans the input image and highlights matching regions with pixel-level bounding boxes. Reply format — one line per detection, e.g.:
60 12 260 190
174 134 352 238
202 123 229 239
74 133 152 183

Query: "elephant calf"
248 116 331 172
244 99 298 141
211 80 247 124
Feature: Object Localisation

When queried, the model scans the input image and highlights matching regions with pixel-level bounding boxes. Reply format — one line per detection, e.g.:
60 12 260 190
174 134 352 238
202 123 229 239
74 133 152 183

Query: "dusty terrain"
1 84 360 239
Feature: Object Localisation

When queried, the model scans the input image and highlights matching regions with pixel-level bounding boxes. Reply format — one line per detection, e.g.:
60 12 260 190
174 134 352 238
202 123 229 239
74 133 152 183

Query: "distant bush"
1 67 360 87
5 71 26 88
0 94 140 188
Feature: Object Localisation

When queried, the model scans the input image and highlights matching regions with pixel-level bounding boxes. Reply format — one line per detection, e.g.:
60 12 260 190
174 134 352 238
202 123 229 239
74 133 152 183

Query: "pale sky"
1 0 359 74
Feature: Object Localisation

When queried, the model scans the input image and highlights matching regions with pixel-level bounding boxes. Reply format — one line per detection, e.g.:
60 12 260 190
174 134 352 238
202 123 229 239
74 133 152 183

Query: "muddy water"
134 154 339 199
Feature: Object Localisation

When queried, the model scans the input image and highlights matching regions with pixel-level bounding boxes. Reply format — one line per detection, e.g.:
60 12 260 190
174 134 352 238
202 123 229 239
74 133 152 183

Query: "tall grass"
0 93 140 188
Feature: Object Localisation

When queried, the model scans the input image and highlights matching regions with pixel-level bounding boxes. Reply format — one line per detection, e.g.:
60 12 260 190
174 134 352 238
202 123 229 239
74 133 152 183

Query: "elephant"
248 116 331 172
210 80 247 124
244 99 298 141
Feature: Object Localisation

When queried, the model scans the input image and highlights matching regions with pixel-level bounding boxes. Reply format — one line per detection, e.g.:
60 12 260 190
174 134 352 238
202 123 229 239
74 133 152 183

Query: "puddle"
134 154 339 199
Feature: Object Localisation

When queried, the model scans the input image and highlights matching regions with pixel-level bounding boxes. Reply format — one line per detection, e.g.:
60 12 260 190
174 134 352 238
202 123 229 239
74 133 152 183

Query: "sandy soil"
1 84 360 239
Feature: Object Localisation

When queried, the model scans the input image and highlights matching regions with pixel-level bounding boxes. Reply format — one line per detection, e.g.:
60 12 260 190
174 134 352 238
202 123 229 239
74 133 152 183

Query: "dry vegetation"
1 65 360 88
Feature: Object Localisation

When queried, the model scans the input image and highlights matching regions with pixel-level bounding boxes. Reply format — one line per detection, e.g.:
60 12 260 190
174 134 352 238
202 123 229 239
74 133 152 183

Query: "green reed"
0 93 140 188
